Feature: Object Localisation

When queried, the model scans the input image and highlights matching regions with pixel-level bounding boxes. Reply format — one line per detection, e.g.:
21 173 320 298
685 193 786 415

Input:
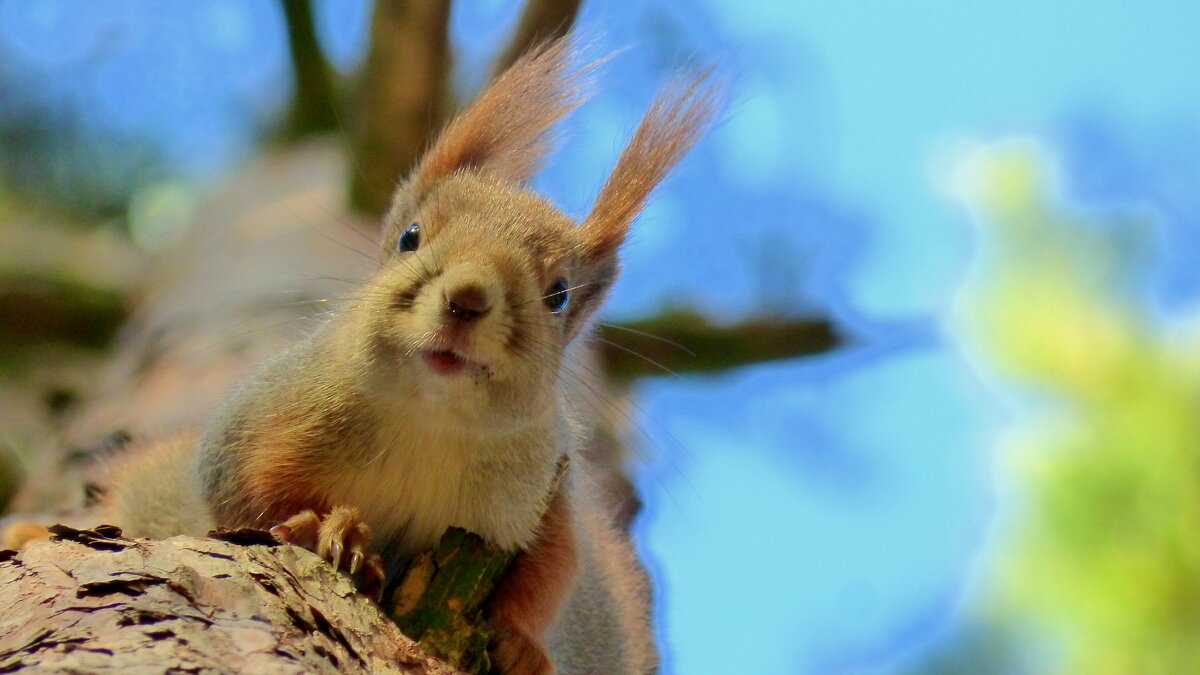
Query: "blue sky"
4 1 1200 672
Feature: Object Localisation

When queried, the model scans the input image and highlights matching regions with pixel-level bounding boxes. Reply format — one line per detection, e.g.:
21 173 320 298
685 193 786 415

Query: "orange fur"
413 35 598 191
240 421 331 528
2 521 51 550
581 68 725 260
488 481 580 673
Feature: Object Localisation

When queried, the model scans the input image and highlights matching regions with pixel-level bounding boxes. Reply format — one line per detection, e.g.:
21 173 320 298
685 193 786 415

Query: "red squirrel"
9 36 722 674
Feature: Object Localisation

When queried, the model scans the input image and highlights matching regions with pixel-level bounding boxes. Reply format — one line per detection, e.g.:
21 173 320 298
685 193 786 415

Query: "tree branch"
490 0 584 80
0 526 457 674
279 0 340 140
597 309 840 382
349 0 453 217
0 274 125 348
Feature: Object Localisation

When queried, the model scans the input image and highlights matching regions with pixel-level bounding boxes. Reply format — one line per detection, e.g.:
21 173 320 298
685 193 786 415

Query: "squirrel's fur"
12 35 721 674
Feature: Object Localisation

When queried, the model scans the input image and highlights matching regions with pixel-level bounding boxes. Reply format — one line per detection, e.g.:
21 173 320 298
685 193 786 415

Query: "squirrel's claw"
328 539 343 570
274 506 385 600
271 509 321 549
268 523 292 542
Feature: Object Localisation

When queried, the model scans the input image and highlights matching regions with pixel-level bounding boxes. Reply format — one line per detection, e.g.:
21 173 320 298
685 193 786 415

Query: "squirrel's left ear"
578 68 725 265
409 34 594 196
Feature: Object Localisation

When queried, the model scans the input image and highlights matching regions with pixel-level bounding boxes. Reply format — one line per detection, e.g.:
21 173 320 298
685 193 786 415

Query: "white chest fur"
328 405 562 555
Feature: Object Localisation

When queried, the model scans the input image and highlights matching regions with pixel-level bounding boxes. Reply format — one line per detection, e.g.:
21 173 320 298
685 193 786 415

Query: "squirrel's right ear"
402 34 595 202
561 69 724 338
578 68 725 265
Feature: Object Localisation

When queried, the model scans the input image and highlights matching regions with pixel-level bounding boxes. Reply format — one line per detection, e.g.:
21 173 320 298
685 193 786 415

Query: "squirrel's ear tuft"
409 34 596 192
579 67 726 263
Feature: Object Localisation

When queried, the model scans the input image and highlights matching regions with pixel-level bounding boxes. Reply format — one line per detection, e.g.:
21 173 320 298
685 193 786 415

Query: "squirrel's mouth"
421 349 472 376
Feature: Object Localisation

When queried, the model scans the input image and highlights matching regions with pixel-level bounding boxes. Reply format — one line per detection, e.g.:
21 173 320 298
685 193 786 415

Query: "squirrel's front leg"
487 482 579 675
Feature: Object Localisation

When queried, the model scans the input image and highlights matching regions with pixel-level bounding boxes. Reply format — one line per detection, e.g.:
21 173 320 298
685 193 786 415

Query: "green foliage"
951 140 1200 673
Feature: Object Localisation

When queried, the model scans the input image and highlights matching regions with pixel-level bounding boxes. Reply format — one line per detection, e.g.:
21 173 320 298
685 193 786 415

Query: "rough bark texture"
0 465 569 673
0 526 457 674
389 529 515 674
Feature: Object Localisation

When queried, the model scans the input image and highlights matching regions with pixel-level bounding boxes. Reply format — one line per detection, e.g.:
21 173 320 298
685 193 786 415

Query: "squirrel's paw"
271 506 386 599
490 624 554 675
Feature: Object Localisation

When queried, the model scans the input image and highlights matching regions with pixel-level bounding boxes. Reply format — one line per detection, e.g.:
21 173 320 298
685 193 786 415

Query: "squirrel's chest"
325 422 560 555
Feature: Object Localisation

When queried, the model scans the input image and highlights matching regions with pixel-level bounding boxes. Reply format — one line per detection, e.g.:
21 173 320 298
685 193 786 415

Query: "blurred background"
2 1 1200 673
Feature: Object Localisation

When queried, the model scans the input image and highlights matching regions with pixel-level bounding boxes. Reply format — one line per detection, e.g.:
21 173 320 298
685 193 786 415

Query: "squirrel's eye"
397 223 421 253
544 278 569 313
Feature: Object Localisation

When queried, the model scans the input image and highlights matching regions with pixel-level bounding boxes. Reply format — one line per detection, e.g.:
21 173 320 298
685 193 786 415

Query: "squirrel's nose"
444 284 491 323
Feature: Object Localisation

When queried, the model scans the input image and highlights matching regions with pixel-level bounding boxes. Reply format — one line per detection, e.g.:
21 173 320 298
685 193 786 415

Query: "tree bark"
0 526 458 674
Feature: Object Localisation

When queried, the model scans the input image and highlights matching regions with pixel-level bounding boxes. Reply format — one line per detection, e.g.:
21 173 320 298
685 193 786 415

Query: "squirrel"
6 36 722 674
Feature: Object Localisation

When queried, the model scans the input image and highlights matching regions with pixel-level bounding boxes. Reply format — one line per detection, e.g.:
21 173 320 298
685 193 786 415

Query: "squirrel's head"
355 36 721 414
